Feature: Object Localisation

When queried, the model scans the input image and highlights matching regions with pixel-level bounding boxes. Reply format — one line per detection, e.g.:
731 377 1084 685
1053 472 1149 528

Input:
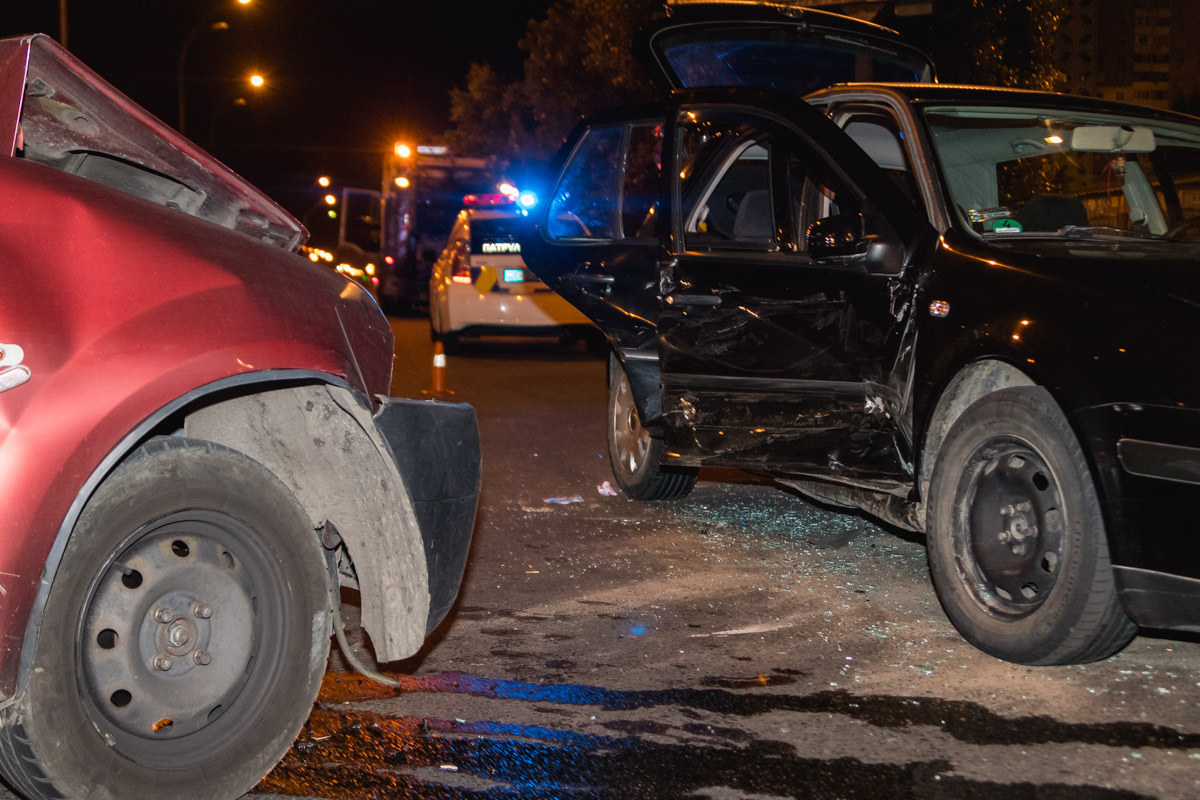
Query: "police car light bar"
463 193 514 206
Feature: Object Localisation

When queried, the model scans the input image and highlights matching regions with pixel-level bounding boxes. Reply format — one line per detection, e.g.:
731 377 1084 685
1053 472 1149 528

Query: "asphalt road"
3 317 1191 800
247 317 1200 799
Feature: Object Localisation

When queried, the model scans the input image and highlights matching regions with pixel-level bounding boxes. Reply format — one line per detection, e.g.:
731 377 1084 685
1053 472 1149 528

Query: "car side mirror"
807 213 867 259
808 212 904 274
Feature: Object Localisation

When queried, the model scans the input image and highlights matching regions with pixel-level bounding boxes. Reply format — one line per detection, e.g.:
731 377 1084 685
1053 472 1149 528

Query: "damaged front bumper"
375 397 481 633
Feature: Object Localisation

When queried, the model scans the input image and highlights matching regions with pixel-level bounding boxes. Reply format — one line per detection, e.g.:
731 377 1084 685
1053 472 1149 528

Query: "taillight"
450 241 473 284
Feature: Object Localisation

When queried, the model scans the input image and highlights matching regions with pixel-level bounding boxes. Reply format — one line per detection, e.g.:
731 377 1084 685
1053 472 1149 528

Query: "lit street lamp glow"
324 194 337 206
318 176 331 187
249 74 265 88
394 143 412 158
394 176 410 189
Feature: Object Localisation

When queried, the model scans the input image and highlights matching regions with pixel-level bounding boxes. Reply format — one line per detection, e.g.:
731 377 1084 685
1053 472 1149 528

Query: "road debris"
544 495 584 505
597 481 618 496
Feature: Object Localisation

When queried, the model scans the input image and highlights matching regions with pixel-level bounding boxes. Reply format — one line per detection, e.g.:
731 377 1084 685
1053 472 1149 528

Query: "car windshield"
923 104 1200 241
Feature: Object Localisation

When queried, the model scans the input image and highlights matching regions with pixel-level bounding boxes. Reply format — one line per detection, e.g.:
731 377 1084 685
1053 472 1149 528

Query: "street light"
178 0 254 136
249 74 265 88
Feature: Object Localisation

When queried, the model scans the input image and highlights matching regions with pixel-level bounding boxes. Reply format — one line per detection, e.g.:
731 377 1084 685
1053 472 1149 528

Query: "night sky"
1 0 556 221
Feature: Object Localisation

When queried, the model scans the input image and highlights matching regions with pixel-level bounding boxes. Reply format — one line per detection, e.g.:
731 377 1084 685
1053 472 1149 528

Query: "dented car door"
658 90 929 492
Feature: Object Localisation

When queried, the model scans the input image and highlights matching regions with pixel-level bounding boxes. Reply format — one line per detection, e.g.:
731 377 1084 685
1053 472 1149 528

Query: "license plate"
503 268 526 284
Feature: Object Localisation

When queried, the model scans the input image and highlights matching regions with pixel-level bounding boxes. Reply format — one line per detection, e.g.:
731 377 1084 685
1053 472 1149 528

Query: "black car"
521 2 1200 666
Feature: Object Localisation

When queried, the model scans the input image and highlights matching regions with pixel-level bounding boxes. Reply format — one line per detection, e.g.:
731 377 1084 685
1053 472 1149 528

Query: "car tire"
608 357 696 501
926 387 1136 665
0 436 331 800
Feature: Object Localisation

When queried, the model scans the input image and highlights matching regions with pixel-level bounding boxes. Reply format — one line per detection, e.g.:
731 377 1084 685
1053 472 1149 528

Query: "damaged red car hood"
0 33 305 251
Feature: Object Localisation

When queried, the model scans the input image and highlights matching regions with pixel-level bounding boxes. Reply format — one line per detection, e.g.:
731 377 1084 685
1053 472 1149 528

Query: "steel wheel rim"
612 372 650 474
955 436 1067 618
78 510 288 768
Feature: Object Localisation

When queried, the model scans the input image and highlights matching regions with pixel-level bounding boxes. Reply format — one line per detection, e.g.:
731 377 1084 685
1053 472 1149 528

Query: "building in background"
793 0 1200 111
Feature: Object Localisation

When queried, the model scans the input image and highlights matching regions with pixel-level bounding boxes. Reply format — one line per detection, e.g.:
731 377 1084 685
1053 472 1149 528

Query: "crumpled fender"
186 384 478 661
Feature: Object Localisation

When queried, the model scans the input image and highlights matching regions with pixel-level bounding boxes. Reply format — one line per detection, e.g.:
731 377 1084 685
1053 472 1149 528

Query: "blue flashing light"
516 190 538 209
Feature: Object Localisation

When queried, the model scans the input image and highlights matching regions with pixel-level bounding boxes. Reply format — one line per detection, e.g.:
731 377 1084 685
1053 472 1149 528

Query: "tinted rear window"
660 29 931 96
470 217 523 255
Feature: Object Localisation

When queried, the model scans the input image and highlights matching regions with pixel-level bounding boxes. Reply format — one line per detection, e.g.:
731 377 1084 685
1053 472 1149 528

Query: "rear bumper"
374 398 481 633
441 283 592 333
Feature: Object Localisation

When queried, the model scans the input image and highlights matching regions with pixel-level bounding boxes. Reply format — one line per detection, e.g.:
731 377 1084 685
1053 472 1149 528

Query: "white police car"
429 192 599 352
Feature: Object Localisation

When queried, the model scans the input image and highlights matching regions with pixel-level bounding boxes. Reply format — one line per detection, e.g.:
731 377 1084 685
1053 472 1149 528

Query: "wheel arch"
11 371 429 703
915 358 1035 528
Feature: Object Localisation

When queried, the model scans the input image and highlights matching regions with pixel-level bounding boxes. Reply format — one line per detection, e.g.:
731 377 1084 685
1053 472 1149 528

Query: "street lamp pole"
177 20 229 136
177 0 253 137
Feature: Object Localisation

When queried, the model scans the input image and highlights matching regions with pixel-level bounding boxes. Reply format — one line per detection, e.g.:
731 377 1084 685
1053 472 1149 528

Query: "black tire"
607 356 696 501
0 437 331 800
926 387 1136 665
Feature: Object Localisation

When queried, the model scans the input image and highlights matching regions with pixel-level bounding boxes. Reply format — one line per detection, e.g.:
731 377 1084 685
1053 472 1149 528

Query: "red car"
0 34 479 799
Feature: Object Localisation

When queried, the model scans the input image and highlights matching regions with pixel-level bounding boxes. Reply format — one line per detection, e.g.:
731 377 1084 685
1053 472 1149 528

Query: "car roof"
808 83 1200 124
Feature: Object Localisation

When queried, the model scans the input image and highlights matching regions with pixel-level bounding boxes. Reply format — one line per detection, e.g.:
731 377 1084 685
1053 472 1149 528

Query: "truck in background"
378 144 506 315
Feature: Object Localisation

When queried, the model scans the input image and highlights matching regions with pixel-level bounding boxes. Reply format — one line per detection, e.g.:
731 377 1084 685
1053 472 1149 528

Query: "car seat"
732 189 773 243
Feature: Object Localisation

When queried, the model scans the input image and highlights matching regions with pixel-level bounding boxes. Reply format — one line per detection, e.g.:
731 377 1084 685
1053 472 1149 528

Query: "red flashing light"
463 193 513 206
384 255 395 265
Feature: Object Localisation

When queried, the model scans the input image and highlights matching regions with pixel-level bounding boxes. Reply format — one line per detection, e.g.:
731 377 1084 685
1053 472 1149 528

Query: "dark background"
1 0 555 218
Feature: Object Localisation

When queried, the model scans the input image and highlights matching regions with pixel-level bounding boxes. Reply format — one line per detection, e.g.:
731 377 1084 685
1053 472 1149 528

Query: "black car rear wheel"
0 437 330 800
608 357 696 501
926 387 1136 665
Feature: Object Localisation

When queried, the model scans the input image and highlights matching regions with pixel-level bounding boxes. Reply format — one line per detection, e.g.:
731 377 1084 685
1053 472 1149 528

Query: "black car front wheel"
926 387 1136 665
0 437 330 800
608 357 696 501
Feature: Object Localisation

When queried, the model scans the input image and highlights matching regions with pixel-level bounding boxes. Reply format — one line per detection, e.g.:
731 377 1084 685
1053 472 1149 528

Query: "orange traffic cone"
422 341 455 398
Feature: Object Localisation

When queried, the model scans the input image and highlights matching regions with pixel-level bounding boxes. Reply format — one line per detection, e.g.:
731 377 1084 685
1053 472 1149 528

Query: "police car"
429 192 599 352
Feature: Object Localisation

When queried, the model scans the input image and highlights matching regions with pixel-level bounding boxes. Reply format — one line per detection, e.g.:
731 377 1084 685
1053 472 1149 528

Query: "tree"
929 0 1067 91
442 0 661 162
445 64 521 157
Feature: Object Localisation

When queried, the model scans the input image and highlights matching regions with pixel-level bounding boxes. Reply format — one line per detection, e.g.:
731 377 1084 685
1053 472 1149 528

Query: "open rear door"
636 2 935 98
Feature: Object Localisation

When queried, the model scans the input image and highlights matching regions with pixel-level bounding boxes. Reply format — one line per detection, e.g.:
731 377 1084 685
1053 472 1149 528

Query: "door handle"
564 273 616 287
665 294 722 307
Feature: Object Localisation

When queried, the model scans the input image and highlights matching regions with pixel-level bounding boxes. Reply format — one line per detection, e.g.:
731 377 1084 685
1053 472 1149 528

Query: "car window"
469 215 523 255
677 111 776 252
788 145 861 254
838 111 920 205
547 122 662 241
924 104 1200 240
